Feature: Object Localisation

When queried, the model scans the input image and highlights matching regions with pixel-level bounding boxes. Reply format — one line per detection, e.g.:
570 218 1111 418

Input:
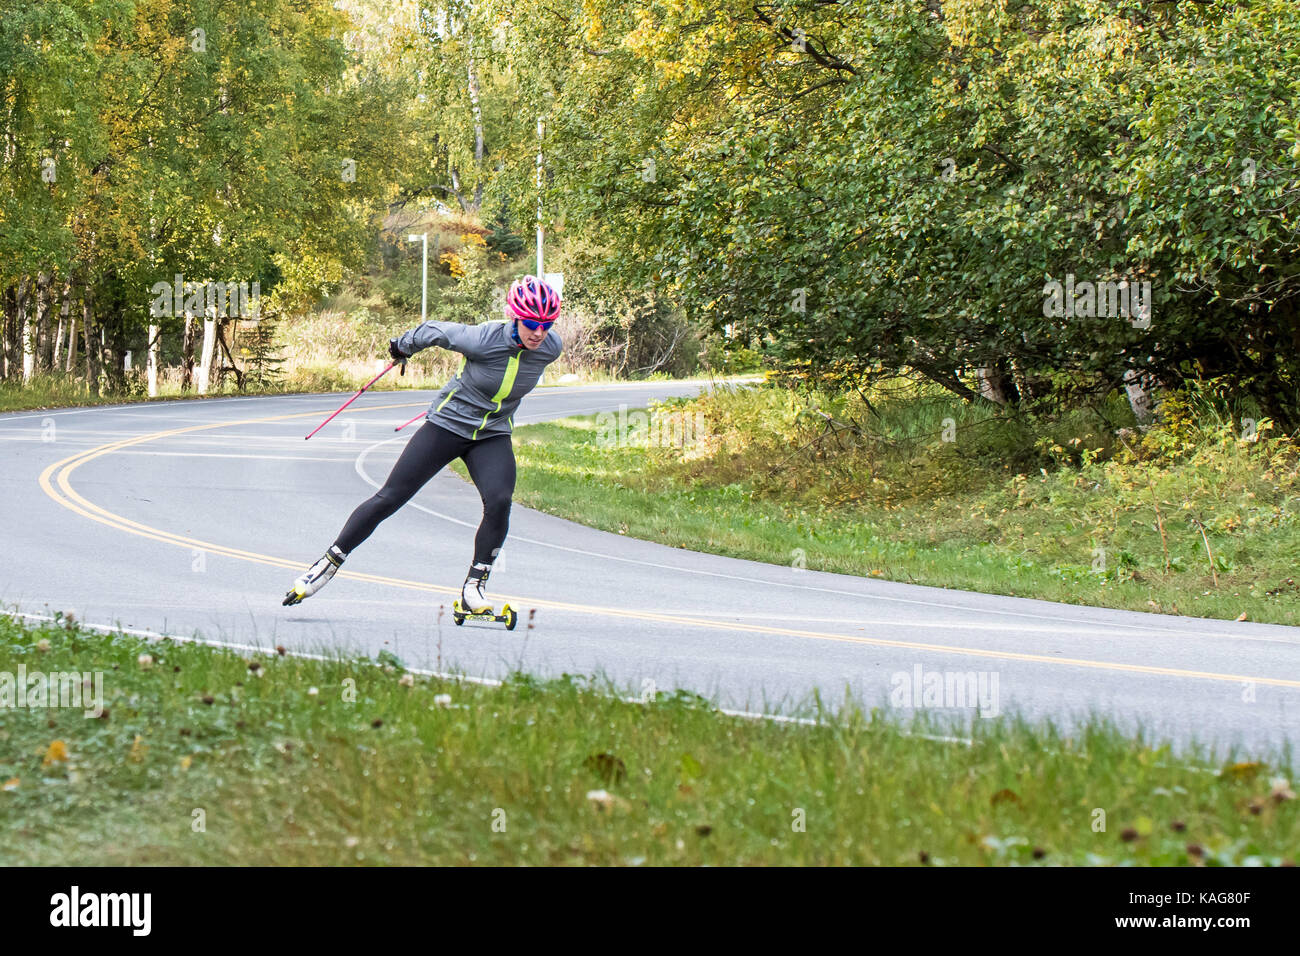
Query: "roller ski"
282 545 347 606
453 561 518 630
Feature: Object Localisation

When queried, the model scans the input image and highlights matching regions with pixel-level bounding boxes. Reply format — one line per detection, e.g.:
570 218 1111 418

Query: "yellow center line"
33 404 1300 690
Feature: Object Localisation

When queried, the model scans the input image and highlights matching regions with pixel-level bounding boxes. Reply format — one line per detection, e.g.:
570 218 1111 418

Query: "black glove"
389 339 409 376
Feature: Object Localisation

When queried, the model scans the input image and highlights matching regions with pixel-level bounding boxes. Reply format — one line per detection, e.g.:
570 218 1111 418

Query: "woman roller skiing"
282 275 563 617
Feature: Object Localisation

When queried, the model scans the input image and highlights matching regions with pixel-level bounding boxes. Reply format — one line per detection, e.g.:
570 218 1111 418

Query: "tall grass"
2 611 1294 865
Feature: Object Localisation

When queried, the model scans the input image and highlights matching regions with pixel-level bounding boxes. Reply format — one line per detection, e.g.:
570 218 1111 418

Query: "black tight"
333 421 516 565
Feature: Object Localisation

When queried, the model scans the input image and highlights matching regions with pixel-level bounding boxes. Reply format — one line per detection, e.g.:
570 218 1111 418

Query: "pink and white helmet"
506 275 561 322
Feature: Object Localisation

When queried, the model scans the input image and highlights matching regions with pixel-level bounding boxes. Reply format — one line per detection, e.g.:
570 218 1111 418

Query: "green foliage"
645 378 1121 506
430 236 498 324
0 0 418 390
465 0 1300 426
240 318 287 391
484 202 527 259
373 261 426 315
286 364 354 393
699 331 763 376
537 237 703 377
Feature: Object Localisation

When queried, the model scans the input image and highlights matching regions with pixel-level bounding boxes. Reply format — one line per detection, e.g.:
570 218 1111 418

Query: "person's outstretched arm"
389 321 488 361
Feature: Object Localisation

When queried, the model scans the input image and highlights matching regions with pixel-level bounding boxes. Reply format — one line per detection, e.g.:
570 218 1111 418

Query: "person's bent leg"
333 421 467 554
285 422 469 606
456 434 516 612
461 433 517 565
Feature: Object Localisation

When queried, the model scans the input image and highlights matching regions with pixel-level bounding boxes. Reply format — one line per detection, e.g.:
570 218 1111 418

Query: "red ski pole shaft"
304 361 399 441
395 411 425 433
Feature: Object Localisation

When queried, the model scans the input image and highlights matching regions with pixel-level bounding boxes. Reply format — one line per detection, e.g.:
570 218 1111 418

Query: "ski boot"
282 545 347 606
452 561 518 629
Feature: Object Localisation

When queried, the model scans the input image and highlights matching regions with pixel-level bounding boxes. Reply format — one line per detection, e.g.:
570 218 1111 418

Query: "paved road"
3 382 1298 757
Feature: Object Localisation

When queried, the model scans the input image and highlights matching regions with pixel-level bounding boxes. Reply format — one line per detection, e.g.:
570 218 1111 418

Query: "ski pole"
395 412 426 433
304 361 401 441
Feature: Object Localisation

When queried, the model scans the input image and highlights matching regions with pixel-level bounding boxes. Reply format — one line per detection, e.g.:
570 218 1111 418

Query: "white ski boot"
452 562 519 629
283 545 347 606
460 562 493 613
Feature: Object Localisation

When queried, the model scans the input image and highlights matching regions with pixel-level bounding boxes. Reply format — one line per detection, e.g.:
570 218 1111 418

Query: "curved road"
2 383 1298 756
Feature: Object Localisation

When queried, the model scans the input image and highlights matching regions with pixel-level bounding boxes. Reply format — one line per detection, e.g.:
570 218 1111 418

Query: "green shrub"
287 364 354 393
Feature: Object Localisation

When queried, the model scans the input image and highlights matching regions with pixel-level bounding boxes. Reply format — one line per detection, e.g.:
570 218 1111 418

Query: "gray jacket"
393 319 563 440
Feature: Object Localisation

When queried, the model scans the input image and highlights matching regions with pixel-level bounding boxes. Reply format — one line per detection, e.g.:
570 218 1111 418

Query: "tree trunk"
450 164 466 212
215 319 244 390
181 314 195 390
53 278 71 371
99 308 125 393
468 63 484 165
147 323 160 396
19 276 34 382
197 312 217 394
65 290 78 373
466 36 485 213
1 284 15 381
975 362 1020 406
1123 367 1158 425
34 271 51 373
53 307 66 373
1008 358 1050 403
81 289 100 397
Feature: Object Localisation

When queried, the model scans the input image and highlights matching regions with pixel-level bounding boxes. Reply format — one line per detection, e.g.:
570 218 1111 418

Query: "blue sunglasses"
517 317 554 330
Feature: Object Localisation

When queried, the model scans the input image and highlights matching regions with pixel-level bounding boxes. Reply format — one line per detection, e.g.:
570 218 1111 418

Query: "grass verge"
0 612 1294 865
494 384 1300 626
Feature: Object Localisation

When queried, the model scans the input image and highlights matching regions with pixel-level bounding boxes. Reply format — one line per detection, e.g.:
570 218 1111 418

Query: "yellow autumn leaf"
128 734 148 763
1222 761 1264 781
179 755 193 771
42 740 69 766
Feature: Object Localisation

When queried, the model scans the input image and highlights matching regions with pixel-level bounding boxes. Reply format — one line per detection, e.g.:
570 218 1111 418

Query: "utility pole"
536 117 544 278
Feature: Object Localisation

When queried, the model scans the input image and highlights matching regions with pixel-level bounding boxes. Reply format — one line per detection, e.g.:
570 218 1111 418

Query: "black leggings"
334 421 516 565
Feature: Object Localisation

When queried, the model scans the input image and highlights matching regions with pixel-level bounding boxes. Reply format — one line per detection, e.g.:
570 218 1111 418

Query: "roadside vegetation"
0 211 735 415
498 378 1300 626
1 612 1294 865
